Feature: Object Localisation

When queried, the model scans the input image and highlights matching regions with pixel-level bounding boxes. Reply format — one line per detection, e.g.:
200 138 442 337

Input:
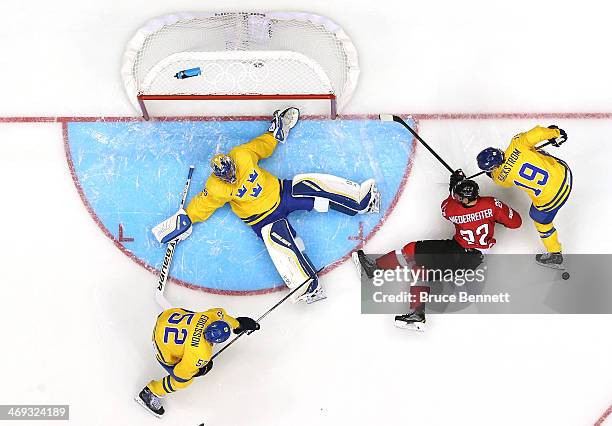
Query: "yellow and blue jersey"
491 126 572 213
149 307 239 396
186 133 282 226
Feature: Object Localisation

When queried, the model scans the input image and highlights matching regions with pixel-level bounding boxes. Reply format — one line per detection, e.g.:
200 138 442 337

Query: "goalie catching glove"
151 209 193 244
547 125 568 147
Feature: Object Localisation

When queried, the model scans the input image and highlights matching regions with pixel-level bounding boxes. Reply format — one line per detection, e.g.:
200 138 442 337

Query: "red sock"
401 241 416 261
375 250 401 269
403 242 427 311
375 242 417 270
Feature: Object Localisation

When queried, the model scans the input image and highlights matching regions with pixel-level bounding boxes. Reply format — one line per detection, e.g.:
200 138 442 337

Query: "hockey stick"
210 267 325 361
155 165 195 309
466 140 556 179
380 114 455 173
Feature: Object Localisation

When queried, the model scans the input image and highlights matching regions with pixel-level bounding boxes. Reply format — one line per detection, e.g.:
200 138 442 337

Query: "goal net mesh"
122 12 359 115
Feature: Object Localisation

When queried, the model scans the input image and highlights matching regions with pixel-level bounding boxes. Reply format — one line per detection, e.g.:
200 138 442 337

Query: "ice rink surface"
1 0 612 425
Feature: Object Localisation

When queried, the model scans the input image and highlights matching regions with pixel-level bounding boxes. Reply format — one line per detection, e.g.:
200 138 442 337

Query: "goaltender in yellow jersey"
186 132 282 226
477 125 572 268
135 307 260 418
151 108 380 304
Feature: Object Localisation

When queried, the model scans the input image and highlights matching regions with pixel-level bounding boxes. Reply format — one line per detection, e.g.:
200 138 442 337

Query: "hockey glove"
151 209 193 244
194 360 213 377
547 125 567 147
234 317 260 334
449 169 466 192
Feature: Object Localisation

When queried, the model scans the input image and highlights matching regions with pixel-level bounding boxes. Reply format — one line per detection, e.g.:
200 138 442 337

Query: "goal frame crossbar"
137 93 337 120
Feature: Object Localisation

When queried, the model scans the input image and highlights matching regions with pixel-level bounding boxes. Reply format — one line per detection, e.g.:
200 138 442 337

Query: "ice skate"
352 249 378 279
394 310 426 332
297 279 327 304
535 252 565 270
358 179 380 214
269 107 300 142
134 386 165 418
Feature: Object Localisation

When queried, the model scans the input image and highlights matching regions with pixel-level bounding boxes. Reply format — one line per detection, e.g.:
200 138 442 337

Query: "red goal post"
122 12 359 120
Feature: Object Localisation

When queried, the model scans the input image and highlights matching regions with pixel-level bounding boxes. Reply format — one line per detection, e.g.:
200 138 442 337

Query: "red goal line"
1 112 612 124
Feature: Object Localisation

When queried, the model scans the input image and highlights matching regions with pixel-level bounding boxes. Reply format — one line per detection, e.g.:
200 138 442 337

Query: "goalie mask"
211 154 236 184
204 320 231 344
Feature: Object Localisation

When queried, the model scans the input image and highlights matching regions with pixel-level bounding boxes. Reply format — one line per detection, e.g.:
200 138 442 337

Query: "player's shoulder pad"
479 196 502 208
230 145 256 163
207 307 227 320
205 175 233 197
490 166 504 181
440 195 452 210
441 195 462 215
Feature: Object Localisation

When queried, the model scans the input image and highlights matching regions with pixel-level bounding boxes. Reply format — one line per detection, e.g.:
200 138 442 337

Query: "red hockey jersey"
441 195 522 250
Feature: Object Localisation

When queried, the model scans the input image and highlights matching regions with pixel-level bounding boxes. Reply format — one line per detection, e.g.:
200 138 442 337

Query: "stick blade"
379 114 395 122
155 291 172 309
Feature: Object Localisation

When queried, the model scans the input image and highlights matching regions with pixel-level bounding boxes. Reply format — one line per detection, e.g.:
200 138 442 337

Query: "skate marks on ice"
64 118 415 293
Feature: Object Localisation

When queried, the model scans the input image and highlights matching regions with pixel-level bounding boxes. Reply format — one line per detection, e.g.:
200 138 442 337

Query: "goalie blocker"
152 209 192 244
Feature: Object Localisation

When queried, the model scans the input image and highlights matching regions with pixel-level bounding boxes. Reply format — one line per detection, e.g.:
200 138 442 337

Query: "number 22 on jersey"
460 223 490 246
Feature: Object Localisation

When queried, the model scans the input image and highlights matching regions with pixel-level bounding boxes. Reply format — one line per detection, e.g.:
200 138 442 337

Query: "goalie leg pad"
152 209 193 244
261 218 319 302
291 173 379 216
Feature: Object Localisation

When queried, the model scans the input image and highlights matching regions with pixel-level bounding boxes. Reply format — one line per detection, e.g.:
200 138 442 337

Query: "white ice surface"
1 1 612 425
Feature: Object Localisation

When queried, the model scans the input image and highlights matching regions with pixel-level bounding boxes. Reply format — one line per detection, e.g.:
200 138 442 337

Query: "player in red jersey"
353 170 522 331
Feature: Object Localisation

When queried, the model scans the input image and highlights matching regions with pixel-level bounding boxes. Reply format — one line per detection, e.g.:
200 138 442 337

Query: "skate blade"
296 284 327 304
370 191 381 214
535 262 566 271
304 289 327 304
394 320 426 332
290 284 315 304
364 186 381 214
134 395 163 419
351 252 363 278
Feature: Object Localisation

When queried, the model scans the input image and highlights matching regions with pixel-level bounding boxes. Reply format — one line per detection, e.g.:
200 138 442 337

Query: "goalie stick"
210 266 326 361
155 165 195 309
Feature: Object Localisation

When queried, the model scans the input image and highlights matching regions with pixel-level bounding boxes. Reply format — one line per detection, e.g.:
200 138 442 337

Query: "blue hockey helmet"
204 320 231 344
476 147 505 172
210 154 236 183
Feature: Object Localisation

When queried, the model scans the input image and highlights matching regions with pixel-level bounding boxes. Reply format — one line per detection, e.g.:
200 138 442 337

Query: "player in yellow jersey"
153 108 381 303
135 307 259 417
476 125 571 268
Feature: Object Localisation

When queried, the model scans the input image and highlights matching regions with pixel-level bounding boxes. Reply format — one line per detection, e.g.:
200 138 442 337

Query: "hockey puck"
562 272 570 280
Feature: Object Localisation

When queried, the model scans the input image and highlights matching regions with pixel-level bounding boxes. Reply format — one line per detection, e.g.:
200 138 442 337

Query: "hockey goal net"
121 12 360 119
